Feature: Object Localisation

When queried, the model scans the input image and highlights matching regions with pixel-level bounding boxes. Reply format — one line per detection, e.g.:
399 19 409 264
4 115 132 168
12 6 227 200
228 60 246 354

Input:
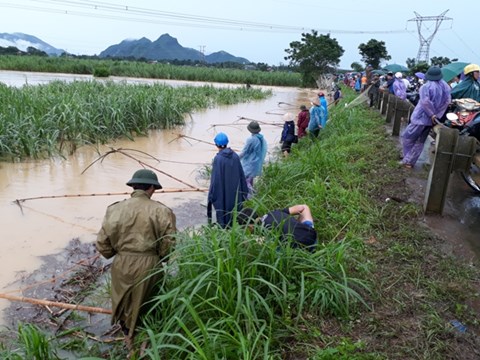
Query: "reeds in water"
0 81 270 159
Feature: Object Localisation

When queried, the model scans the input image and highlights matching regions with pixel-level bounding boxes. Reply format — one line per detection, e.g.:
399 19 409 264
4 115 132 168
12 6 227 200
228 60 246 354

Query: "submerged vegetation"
0 80 270 159
0 55 302 87
1 89 479 359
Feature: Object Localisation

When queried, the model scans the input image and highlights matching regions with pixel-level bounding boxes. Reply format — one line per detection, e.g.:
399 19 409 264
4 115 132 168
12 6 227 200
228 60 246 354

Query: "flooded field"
0 70 313 323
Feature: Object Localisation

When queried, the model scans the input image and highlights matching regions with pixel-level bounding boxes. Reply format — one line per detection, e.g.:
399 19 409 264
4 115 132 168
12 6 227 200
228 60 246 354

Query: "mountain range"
0 32 65 56
0 32 251 64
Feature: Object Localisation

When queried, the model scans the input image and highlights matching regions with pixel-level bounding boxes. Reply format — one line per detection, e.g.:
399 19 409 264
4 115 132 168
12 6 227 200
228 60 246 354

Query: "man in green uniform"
96 169 176 346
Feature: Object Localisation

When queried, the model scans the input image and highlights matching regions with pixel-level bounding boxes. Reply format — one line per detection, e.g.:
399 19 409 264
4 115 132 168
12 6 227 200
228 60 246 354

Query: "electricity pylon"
408 10 452 64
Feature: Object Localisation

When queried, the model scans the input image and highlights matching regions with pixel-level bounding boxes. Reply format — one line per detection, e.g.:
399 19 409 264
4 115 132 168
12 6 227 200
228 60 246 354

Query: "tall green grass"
141 222 368 359
0 81 270 159
136 90 386 359
0 323 59 360
0 55 302 87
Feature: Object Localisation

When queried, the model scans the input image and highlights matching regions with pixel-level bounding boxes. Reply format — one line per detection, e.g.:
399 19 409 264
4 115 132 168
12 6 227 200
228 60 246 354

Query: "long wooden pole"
0 293 112 314
14 188 208 203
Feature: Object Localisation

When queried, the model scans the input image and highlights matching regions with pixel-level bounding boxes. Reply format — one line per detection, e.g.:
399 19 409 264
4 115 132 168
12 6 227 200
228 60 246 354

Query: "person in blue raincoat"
207 132 248 228
308 98 326 138
239 121 267 197
317 92 329 123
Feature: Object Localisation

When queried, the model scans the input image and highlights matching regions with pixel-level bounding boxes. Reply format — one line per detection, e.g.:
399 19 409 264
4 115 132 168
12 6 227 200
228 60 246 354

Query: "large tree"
358 39 391 69
285 30 344 87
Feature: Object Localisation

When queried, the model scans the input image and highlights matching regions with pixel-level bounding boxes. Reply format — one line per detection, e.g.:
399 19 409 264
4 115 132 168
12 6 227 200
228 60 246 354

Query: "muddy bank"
1 197 208 358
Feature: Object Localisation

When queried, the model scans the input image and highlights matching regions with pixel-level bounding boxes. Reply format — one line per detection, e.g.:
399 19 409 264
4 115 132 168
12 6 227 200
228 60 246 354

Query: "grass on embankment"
1 89 479 359
0 80 270 160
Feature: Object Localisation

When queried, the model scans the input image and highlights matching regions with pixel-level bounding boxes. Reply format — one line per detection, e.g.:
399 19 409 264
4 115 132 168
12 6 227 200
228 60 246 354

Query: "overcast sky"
1 0 478 69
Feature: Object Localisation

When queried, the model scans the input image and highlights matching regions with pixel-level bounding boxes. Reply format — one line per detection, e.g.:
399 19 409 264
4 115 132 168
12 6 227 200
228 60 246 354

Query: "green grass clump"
141 222 368 359
0 323 59 360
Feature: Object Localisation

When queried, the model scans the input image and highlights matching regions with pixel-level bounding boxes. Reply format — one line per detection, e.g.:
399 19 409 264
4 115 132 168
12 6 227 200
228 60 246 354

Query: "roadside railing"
377 90 414 136
375 89 478 215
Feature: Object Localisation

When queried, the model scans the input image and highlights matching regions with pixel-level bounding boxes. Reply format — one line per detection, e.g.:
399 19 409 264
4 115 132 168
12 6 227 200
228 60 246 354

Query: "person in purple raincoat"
393 72 407 100
401 66 451 169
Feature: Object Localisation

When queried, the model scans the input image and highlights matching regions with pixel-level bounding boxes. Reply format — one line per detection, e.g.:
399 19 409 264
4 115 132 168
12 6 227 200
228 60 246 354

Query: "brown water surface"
0 71 312 322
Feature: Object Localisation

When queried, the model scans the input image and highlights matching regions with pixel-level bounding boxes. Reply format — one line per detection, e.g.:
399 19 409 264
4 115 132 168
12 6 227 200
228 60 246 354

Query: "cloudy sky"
0 0 478 69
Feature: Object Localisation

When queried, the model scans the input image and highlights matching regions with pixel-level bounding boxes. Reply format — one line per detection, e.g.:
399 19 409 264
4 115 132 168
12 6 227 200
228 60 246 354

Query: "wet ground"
391 119 480 264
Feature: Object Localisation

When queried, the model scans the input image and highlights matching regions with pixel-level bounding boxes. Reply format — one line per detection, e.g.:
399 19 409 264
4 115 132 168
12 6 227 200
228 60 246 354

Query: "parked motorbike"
406 83 420 106
441 98 480 193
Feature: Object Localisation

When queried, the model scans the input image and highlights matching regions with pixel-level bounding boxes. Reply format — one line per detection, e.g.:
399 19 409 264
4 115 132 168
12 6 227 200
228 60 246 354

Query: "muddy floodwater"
0 71 313 323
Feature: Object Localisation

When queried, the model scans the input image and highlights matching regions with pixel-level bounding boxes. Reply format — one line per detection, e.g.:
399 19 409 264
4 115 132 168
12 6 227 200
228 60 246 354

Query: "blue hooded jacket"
239 133 267 178
207 148 248 228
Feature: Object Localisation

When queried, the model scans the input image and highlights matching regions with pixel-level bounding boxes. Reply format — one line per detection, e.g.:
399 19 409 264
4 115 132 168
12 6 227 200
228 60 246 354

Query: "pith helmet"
247 121 261 134
464 63 480 75
126 169 162 189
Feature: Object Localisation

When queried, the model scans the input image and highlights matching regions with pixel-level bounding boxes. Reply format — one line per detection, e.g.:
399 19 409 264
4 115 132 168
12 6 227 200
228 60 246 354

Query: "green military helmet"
126 169 162 189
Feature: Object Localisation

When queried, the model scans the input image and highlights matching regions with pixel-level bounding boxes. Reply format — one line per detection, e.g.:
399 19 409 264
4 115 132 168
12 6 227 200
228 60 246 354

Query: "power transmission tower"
408 10 452 64
198 45 206 63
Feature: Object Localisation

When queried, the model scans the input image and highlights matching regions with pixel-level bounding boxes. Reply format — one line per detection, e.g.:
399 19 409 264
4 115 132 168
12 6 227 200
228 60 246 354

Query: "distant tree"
350 62 363 72
410 61 430 74
255 62 270 72
284 30 344 87
0 46 22 55
358 39 391 69
406 57 417 69
26 47 48 57
430 56 457 67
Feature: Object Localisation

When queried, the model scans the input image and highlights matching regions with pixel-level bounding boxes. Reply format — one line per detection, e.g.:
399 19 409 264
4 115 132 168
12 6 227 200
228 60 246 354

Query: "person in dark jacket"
207 132 248 228
368 74 380 107
280 112 296 156
382 71 395 94
237 204 317 253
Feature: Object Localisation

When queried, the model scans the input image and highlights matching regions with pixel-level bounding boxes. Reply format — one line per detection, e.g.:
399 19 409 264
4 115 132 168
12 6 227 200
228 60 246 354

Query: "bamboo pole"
14 188 208 203
0 293 112 314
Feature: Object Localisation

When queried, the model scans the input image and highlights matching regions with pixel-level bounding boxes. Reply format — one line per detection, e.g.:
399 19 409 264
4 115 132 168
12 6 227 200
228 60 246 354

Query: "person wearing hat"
297 105 310 138
208 132 248 228
401 66 451 169
280 112 297 156
393 72 407 100
317 91 329 122
381 71 395 94
96 169 177 348
308 98 326 138
368 74 381 107
239 121 267 197
451 63 480 102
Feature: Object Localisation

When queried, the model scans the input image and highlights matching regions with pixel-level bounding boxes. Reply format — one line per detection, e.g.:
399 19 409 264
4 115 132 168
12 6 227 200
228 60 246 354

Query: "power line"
1 0 412 35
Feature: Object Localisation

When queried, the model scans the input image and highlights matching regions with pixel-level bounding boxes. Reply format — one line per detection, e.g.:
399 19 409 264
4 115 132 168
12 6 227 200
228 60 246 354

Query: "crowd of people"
343 62 480 170
93 62 480 353
95 89 332 350
396 63 479 169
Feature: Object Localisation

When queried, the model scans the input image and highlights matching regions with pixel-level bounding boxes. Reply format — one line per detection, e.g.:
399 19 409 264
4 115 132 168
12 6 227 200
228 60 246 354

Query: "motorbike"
406 83 419 106
440 98 480 193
